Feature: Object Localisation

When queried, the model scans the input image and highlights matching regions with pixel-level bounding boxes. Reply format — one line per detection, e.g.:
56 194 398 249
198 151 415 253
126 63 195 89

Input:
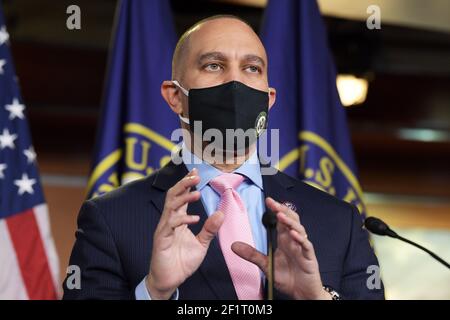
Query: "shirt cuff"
135 276 179 300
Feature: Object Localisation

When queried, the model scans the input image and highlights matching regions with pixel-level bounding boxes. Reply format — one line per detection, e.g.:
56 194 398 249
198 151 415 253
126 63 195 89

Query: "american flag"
0 9 59 299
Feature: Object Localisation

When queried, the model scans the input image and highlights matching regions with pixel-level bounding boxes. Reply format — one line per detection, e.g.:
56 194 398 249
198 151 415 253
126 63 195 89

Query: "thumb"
196 211 225 247
232 242 268 274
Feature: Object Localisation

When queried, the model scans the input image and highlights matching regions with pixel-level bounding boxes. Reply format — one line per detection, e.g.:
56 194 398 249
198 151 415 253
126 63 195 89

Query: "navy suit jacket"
63 160 384 300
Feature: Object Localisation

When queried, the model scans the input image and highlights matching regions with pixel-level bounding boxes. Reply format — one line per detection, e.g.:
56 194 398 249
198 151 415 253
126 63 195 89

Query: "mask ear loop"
172 80 190 124
172 80 189 96
179 114 190 125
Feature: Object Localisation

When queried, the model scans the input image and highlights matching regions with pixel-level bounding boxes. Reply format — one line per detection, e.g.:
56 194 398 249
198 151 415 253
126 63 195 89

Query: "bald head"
161 14 276 133
171 15 266 81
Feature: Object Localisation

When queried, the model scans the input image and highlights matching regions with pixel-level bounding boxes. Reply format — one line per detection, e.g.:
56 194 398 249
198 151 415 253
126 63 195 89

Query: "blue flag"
260 0 366 215
87 0 178 198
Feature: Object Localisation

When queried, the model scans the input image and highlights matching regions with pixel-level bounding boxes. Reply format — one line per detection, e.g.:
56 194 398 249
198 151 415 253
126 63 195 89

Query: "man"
63 15 384 300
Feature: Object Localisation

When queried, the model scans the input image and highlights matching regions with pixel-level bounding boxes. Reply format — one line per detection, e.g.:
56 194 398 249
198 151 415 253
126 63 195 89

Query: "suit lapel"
261 166 295 205
150 159 187 213
151 160 237 299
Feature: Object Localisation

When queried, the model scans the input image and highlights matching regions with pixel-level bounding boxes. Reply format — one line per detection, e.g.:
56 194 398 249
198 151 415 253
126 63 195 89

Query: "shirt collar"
181 143 263 191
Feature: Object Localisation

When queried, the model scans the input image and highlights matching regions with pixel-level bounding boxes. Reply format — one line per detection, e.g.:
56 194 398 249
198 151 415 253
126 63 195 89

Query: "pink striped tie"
209 173 262 300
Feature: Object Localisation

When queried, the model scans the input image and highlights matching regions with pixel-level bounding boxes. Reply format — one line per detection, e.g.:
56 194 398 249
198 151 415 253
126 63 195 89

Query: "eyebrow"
242 54 266 68
197 51 266 68
197 52 227 66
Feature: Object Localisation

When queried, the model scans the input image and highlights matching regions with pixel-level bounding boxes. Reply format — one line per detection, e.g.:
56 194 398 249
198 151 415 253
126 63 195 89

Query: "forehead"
186 18 267 63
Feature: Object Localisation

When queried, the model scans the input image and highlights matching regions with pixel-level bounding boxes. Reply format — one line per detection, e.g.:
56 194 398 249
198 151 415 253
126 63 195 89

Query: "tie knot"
209 173 245 194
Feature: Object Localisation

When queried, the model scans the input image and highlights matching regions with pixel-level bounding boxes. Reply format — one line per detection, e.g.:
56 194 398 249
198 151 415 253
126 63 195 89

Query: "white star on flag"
0 128 17 149
5 98 25 120
14 173 37 195
23 146 37 164
0 59 6 74
0 26 9 45
0 163 7 179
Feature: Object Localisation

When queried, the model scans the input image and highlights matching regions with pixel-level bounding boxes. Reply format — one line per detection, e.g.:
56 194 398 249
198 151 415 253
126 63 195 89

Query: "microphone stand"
262 210 277 300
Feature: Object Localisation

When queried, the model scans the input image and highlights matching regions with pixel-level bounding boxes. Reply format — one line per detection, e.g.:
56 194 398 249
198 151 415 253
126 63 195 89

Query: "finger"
265 197 283 213
276 213 290 236
166 169 200 199
231 242 268 274
275 213 306 256
277 224 296 255
266 197 300 223
264 198 290 235
275 227 307 263
289 230 316 260
266 198 300 237
160 214 200 237
277 212 306 237
196 211 225 247
167 190 201 212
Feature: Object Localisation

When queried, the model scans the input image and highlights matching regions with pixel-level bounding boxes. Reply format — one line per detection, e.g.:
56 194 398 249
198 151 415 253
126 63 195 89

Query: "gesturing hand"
146 168 224 299
232 197 331 300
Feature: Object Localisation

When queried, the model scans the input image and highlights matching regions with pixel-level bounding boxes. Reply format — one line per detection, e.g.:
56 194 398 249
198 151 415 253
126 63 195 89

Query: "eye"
204 63 223 72
245 65 261 74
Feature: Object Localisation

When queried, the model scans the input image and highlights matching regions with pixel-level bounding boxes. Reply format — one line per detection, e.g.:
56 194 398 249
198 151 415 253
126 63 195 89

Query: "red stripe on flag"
6 209 57 300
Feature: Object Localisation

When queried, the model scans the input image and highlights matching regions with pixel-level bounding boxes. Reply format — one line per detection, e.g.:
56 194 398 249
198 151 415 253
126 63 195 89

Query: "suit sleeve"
340 205 385 300
63 200 133 300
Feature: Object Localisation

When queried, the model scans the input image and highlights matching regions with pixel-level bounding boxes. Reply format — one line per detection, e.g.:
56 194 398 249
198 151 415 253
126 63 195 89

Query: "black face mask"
173 80 269 151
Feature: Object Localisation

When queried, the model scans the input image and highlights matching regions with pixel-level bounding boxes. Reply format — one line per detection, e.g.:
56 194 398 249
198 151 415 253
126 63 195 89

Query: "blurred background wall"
2 0 449 299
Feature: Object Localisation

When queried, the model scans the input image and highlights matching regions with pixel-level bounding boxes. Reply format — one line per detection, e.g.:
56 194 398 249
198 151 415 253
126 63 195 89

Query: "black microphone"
364 216 450 269
262 210 277 300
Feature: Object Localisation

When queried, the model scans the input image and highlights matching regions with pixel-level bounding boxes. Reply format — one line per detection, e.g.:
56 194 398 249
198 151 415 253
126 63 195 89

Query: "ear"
268 87 276 110
161 80 184 115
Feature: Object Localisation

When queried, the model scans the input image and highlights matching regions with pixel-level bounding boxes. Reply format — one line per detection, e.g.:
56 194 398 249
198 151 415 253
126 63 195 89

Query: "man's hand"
146 168 225 299
232 197 331 300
